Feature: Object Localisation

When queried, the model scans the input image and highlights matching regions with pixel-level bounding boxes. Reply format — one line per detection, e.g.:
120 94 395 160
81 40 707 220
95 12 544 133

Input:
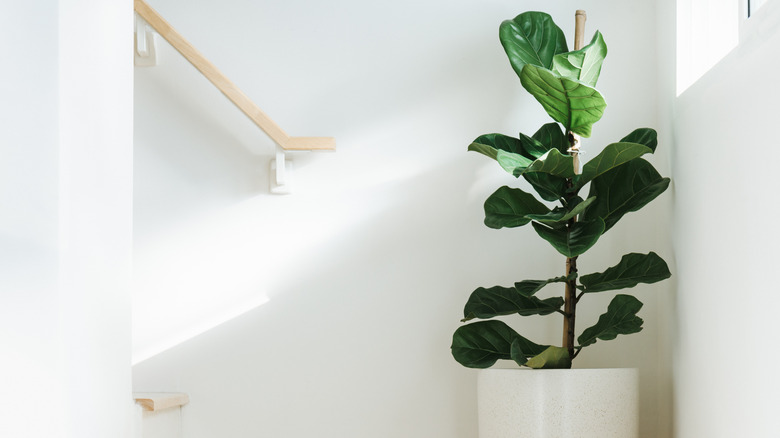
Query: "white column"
58 0 134 436
0 1 134 436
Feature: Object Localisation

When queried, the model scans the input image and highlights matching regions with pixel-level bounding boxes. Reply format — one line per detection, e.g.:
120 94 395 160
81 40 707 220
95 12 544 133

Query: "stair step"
134 393 189 411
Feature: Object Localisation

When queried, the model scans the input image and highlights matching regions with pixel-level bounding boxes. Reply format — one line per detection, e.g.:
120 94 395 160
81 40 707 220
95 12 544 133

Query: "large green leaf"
467 129 563 165
496 150 534 175
573 142 652 190
621 128 658 152
578 294 644 347
523 172 568 202
451 320 548 368
580 252 671 293
580 158 670 232
498 148 575 179
499 11 568 76
532 122 569 155
468 133 535 161
552 31 607 87
525 196 596 227
520 65 606 137
462 285 564 321
520 148 576 178
463 274 571 321
532 218 605 257
483 186 549 229
526 346 572 369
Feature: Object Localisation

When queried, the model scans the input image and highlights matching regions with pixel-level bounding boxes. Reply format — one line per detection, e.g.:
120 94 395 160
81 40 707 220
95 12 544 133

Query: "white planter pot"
478 368 638 438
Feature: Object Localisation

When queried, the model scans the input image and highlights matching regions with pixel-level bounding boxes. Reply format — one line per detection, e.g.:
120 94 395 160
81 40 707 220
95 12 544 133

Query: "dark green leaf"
515 274 573 296
462 285 564 321
520 148 576 178
499 11 568 75
468 133 531 161
532 122 569 154
565 195 587 210
451 320 548 368
526 346 572 369
518 132 550 158
522 172 568 202
525 196 596 227
520 65 606 138
532 218 605 257
579 252 671 293
510 339 528 366
574 142 652 190
580 158 670 232
526 209 569 231
483 186 550 229
578 294 644 347
477 134 572 177
552 31 607 87
621 128 658 152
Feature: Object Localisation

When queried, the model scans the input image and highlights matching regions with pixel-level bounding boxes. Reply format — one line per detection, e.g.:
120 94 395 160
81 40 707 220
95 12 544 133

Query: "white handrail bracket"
270 148 293 194
135 14 158 67
133 0 334 194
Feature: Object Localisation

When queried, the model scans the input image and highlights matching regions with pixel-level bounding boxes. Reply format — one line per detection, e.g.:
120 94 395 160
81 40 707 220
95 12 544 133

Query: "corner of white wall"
57 0 135 435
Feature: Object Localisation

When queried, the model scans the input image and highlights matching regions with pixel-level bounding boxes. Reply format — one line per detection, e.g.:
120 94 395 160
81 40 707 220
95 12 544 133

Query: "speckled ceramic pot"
477 368 638 438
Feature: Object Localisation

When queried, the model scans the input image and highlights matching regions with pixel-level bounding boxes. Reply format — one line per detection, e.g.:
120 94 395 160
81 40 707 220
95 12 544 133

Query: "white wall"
0 1 134 436
132 0 672 436
0 3 62 435
671 2 780 436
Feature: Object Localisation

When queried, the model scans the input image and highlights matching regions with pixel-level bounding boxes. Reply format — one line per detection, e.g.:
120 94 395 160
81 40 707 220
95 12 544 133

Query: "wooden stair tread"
133 392 190 412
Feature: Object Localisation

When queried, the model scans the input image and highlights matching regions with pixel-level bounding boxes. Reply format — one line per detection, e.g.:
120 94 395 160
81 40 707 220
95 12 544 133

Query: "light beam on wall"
676 0 739 95
131 150 428 364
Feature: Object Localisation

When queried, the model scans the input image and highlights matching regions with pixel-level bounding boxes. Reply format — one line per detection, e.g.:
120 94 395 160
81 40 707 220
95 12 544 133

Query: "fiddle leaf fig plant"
451 11 671 369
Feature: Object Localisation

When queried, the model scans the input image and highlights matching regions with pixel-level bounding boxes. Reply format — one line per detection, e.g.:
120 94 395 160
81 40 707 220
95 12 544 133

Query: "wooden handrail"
134 0 335 151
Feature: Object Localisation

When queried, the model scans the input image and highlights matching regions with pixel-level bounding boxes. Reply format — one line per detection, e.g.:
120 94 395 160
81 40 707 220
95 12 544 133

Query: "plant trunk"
563 132 581 362
562 9 587 365
563 254 578 361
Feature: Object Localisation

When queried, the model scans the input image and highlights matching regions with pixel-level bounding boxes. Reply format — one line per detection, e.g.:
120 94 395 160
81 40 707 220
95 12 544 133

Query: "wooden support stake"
574 10 587 51
569 9 587 172
562 9 588 362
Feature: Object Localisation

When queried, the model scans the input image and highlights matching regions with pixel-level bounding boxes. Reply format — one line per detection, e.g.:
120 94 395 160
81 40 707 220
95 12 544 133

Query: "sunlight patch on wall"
132 294 269 365
676 0 739 95
131 195 320 364
130 161 421 364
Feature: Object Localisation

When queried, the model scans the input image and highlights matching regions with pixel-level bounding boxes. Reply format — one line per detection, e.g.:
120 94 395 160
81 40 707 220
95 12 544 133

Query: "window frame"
740 0 778 42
